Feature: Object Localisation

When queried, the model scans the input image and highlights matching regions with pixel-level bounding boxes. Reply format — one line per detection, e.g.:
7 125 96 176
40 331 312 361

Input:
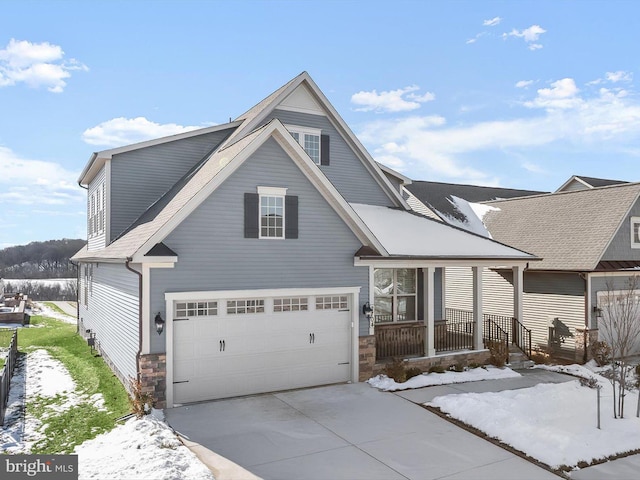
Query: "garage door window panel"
227 299 265 314
274 297 308 312
316 296 348 310
175 301 218 318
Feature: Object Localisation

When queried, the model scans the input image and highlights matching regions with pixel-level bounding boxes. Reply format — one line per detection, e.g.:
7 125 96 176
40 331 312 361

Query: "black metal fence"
0 328 18 426
435 319 475 353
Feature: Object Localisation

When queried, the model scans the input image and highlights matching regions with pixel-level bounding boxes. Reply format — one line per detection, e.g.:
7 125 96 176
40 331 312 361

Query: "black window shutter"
320 134 330 166
285 195 298 239
244 193 259 238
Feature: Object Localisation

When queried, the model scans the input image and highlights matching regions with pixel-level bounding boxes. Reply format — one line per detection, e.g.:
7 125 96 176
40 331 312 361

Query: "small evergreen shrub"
448 362 465 373
384 357 408 383
428 365 446 374
590 340 612 367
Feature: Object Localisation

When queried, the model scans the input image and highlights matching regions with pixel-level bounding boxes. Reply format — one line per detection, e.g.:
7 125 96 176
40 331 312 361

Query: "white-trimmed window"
286 125 321 164
258 186 287 239
175 301 218 318
227 299 265 314
316 296 348 310
373 268 417 323
88 181 106 238
274 297 308 312
631 217 640 248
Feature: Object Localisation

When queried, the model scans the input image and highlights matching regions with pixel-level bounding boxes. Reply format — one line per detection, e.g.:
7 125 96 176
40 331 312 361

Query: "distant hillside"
0 238 86 279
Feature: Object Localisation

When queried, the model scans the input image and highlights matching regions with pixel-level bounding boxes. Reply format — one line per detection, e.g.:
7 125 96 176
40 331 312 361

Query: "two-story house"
72 72 537 408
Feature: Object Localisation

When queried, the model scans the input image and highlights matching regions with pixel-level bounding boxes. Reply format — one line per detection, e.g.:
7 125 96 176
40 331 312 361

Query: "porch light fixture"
154 313 165 335
362 302 374 318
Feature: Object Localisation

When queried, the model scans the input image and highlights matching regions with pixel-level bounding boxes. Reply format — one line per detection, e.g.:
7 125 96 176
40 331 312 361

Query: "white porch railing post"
424 267 436 357
472 266 484 350
513 265 523 324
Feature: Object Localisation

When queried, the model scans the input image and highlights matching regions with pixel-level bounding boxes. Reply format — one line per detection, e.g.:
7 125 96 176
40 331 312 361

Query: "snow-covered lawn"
428 362 640 471
368 365 521 391
0 348 214 480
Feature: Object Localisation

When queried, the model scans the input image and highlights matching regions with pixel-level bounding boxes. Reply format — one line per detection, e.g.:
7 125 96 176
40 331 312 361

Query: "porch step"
507 346 534 369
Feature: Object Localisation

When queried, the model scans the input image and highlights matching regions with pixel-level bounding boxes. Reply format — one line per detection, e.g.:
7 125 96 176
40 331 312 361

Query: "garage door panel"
172 292 354 404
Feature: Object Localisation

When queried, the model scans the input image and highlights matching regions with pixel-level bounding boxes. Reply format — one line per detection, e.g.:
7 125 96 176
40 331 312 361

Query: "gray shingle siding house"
73 72 537 407
434 181 640 360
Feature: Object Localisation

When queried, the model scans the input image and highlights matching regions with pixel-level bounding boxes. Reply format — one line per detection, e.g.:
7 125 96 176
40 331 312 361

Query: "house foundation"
139 353 167 409
370 349 491 377
358 336 376 381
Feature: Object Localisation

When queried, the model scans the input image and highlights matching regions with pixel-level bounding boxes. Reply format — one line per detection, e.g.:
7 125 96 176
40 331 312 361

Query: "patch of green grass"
42 302 67 316
18 315 130 453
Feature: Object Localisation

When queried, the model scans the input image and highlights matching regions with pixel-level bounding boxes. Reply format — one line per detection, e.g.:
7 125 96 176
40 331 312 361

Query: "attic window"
286 125 321 164
631 217 640 249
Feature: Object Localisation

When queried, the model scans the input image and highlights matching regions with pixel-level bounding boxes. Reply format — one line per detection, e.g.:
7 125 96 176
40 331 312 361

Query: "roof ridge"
484 180 640 204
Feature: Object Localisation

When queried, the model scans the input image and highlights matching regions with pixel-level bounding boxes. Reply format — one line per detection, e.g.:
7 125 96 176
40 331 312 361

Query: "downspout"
125 257 143 382
75 182 89 335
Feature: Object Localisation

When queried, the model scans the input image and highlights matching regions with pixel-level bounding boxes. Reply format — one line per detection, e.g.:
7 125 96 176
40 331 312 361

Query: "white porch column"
472 266 484 350
422 267 436 357
423 267 436 357
513 265 523 324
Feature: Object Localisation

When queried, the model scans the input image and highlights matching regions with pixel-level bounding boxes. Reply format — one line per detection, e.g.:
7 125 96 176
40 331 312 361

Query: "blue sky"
1 0 640 247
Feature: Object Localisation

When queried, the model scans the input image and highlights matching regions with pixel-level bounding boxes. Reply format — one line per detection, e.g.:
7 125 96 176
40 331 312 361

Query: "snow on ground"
0 347 214 479
75 410 214 480
368 365 521 391
428 367 640 469
31 302 77 324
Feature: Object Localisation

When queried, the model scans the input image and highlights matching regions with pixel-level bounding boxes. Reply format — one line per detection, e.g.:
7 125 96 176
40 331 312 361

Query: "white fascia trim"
166 286 361 302
78 121 243 186
105 159 112 245
377 163 412 185
257 186 288 196
142 256 178 264
134 121 388 258
354 258 532 269
589 271 640 277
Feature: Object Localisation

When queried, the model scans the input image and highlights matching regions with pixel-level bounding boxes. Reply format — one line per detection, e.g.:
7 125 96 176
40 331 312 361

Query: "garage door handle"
309 333 315 344
219 340 226 352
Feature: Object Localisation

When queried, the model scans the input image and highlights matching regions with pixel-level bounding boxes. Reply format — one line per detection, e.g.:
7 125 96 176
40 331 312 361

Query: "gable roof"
72 120 387 262
221 71 408 209
351 203 538 261
555 175 630 192
406 180 546 223
78 122 242 186
482 183 640 271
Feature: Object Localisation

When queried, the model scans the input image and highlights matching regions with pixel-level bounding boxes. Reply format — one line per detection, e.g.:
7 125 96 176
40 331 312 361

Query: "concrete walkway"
166 381 560 480
49 301 77 317
570 453 640 479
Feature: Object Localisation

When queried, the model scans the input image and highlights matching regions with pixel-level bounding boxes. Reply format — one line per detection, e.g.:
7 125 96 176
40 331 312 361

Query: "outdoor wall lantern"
593 305 603 322
362 302 374 318
154 313 165 335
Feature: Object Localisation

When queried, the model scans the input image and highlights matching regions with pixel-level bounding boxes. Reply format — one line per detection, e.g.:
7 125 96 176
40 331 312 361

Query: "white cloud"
606 70 633 83
351 85 435 113
82 117 204 147
0 146 82 205
524 78 581 110
515 80 534 88
504 25 546 50
0 39 87 93
483 17 502 27
357 75 640 183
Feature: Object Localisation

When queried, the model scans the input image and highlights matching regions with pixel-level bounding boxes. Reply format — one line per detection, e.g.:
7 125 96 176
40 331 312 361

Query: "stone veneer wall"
139 353 167 409
358 336 376 381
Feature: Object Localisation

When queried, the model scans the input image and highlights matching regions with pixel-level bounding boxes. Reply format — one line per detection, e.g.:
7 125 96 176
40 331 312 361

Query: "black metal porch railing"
0 329 18 426
375 323 425 360
435 319 475 353
446 308 532 358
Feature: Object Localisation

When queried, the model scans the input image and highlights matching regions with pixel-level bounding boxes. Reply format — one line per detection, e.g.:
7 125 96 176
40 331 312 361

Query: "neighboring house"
434 180 640 361
555 175 629 193
72 72 537 408
404 181 547 236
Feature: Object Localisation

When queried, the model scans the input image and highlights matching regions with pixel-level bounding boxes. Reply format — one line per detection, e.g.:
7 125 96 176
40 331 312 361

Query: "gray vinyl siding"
87 166 106 251
78 262 140 382
149 138 369 353
417 268 443 320
560 179 589 192
382 171 403 194
446 267 585 354
601 197 640 262
269 110 397 207
110 128 234 242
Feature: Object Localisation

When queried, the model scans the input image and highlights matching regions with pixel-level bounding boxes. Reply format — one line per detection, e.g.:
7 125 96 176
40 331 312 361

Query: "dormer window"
286 125 321 164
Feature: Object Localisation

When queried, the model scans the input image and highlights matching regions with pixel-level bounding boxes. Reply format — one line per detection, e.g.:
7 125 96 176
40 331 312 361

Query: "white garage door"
170 291 355 404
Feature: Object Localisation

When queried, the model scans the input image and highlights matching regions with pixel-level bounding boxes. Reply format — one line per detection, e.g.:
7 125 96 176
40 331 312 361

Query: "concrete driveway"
165 383 558 480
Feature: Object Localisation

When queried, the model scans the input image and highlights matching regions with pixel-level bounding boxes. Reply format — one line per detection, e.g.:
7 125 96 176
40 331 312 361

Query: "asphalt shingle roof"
483 183 640 271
